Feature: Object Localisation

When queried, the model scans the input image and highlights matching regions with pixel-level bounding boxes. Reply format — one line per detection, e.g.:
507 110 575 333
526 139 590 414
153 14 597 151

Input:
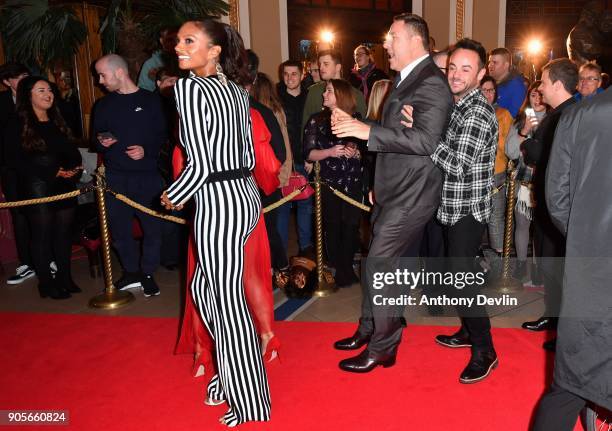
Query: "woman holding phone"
504 80 548 283
304 79 365 287
3 76 82 299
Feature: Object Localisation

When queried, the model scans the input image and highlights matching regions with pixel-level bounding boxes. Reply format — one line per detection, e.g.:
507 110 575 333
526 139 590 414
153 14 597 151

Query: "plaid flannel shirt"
430 87 498 226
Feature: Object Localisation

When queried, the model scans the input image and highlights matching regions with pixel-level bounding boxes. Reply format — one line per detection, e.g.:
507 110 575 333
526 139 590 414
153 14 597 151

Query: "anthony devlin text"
373 294 518 308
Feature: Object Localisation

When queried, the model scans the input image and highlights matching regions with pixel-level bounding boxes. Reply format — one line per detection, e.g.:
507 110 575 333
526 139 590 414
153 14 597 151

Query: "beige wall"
423 0 451 49
422 0 504 50
473 0 501 52
249 0 283 80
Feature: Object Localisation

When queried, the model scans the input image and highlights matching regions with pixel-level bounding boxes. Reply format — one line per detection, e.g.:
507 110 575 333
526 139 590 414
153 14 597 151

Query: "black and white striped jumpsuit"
166 75 271 426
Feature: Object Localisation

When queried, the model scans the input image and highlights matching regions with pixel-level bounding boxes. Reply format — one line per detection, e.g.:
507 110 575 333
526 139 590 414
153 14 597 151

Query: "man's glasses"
481 88 496 94
579 76 600 82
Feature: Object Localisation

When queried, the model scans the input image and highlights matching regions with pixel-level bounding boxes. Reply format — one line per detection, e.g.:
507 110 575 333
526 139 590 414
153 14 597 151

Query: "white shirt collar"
398 53 430 86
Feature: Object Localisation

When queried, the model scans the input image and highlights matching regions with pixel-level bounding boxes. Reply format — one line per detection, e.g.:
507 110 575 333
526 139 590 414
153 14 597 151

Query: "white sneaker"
7 265 36 285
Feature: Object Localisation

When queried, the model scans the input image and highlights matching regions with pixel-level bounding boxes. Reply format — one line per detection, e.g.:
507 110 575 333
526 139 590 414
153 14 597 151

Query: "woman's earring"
215 61 228 85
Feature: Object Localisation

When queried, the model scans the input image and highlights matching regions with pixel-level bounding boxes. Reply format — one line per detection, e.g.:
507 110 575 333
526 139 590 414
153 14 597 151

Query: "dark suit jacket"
0 90 16 168
368 57 452 209
521 97 575 222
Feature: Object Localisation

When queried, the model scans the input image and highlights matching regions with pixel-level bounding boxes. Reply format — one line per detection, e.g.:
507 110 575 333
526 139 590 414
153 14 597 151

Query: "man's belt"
206 167 251 183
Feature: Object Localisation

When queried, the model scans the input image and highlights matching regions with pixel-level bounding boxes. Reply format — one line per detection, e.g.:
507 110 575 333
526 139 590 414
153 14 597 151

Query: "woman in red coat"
174 107 281 384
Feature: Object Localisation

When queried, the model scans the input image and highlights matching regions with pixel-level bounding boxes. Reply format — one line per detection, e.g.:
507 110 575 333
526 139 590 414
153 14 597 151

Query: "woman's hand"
345 146 358 158
304 162 313 174
331 107 353 126
161 191 183 211
521 116 539 136
328 145 347 158
401 105 414 128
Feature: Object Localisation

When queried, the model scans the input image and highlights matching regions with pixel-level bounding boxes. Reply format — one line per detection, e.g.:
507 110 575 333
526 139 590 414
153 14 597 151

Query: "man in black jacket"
0 63 34 285
348 44 389 103
533 88 612 431
93 54 167 297
276 60 312 258
520 59 578 345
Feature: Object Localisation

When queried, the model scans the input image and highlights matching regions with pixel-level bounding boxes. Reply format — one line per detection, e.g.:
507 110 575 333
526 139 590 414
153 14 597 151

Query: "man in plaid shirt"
434 39 498 383
405 38 499 383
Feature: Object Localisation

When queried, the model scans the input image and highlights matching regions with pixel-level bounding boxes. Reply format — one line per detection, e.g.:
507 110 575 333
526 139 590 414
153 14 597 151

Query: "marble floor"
0 245 545 329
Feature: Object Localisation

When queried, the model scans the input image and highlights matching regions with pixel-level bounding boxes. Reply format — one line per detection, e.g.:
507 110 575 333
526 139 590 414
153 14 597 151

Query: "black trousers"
322 187 361 285
533 213 565 318
419 215 445 296
444 214 494 353
26 205 75 287
533 383 586 431
360 202 437 356
1 169 32 266
106 171 162 275
262 189 288 270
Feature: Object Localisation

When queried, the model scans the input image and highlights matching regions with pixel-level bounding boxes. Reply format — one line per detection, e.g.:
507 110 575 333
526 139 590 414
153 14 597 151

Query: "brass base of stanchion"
313 272 338 297
491 275 523 293
89 289 136 309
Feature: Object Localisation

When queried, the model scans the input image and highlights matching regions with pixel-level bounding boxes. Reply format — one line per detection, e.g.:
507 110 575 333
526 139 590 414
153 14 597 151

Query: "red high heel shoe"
192 352 212 378
262 336 281 363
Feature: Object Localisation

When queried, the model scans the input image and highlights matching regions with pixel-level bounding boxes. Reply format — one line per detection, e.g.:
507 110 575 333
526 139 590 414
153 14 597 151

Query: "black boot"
38 280 71 300
56 270 82 293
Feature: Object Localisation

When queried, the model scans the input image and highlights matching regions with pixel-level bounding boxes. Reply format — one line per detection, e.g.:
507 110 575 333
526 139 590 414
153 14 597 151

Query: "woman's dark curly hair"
16 76 74 151
189 19 250 86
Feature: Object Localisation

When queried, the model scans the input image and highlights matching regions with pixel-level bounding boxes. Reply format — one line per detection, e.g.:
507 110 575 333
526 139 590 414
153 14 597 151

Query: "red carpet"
0 313 583 430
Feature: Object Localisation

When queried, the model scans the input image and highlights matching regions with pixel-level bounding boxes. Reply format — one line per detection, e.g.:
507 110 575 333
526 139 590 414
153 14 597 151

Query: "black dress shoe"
38 282 71 300
334 332 371 350
65 281 82 293
435 330 472 348
522 317 557 331
339 349 396 373
459 350 498 384
543 338 556 352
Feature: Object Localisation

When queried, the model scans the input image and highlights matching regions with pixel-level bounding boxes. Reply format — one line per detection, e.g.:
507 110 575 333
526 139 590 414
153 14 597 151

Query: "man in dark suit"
0 63 34 285
533 88 612 431
331 13 453 373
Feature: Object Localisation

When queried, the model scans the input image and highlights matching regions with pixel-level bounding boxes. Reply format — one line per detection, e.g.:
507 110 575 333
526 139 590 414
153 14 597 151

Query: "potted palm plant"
0 0 87 70
100 0 230 81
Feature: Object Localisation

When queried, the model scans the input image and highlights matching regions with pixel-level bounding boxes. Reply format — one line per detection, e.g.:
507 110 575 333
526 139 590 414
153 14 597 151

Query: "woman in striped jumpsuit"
161 20 271 426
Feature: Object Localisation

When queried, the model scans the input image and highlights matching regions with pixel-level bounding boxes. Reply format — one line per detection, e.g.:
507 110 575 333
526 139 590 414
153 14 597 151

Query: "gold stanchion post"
313 162 337 297
494 160 522 293
89 166 135 309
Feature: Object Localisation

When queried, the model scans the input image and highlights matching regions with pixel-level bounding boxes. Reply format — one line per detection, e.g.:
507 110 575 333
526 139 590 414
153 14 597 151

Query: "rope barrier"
105 184 309 224
262 186 306 213
324 183 372 212
106 190 189 225
0 180 506 220
323 180 504 213
0 187 92 209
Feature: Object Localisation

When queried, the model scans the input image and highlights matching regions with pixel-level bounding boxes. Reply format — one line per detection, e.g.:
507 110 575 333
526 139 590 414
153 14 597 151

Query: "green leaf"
139 0 230 41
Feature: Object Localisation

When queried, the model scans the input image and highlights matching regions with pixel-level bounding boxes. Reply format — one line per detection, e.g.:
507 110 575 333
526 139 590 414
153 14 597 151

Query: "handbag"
281 166 314 201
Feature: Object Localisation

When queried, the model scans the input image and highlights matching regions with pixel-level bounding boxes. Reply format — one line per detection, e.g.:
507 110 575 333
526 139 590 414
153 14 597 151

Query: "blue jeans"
277 163 313 253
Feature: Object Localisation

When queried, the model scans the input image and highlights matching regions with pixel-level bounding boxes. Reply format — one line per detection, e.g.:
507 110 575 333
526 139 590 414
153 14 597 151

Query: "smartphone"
525 108 536 118
97 131 117 141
